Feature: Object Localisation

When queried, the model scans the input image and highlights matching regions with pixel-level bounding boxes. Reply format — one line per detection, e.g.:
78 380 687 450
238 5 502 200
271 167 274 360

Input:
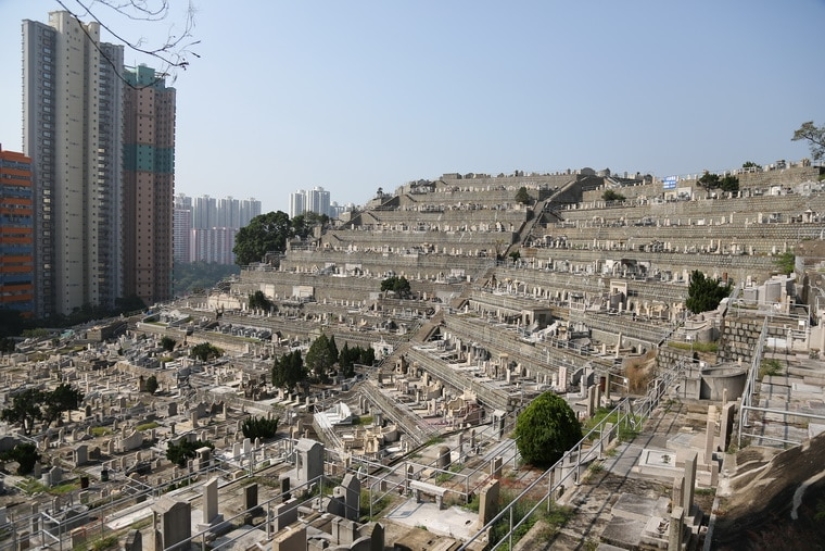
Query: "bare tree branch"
52 0 199 87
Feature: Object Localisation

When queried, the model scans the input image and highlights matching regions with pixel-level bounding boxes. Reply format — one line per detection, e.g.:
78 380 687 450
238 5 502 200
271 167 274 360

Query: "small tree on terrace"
792 121 825 161
241 416 279 440
145 375 159 395
697 171 721 191
514 392 582 467
602 189 625 202
166 439 214 468
515 186 531 204
306 334 336 383
380 276 411 298
685 270 732 314
161 336 177 352
248 290 274 313
190 342 222 362
1 388 44 436
272 350 306 392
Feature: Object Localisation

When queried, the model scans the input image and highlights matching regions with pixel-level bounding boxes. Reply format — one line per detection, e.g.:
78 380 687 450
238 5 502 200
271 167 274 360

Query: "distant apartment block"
174 194 261 264
122 64 176 306
289 187 352 219
23 12 126 317
0 146 35 316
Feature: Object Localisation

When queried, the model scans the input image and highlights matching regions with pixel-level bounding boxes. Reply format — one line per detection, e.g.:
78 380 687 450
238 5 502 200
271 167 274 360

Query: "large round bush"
514 392 582 467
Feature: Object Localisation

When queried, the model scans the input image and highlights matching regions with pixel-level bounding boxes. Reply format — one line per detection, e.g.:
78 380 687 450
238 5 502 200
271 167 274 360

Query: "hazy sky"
1 1 823 213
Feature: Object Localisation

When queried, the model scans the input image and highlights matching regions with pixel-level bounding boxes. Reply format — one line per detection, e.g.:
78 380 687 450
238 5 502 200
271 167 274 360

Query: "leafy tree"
327 335 339 365
248 290 274 313
380 276 411 298
697 171 721 190
41 384 84 428
515 186 531 204
161 336 177 352
513 392 582 467
339 343 356 377
509 251 521 263
792 121 825 161
742 161 760 169
190 342 222 362
306 334 336 382
145 375 159 395
686 270 732 314
166 439 214 468
0 308 26 339
719 175 739 192
233 211 295 265
774 252 795 276
173 261 240 296
1 384 84 434
272 350 307 392
114 294 147 314
0 338 16 353
1 388 44 436
0 443 40 475
292 212 330 238
602 189 625 202
241 416 279 440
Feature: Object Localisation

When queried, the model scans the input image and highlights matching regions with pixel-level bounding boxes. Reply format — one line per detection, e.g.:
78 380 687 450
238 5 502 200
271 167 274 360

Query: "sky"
0 1 823 214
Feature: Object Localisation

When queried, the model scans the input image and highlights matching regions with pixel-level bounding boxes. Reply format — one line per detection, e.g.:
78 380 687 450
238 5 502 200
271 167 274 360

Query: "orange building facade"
0 145 34 316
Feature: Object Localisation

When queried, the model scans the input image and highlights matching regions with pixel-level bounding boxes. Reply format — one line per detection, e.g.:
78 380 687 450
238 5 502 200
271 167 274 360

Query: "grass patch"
353 415 373 426
360 488 393 521
695 487 716 497
16 478 47 495
584 408 643 442
668 341 719 353
759 358 783 379
490 492 574 551
135 421 159 432
423 435 444 447
90 427 111 437
50 481 80 495
74 534 119 551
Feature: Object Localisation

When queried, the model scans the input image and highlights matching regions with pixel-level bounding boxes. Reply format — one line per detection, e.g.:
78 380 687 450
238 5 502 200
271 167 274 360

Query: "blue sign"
663 176 677 190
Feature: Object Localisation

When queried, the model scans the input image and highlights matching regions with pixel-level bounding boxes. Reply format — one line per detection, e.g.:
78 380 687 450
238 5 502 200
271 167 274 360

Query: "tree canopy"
305 334 337 382
1 384 84 435
515 187 531 204
241 416 279 440
380 276 411 298
774 252 795 276
166 439 214 468
0 443 39 475
514 392 582 467
686 270 732 314
272 350 307 392
792 121 825 161
602 189 625 202
233 211 294 266
190 342 223 362
338 343 375 377
249 290 275 313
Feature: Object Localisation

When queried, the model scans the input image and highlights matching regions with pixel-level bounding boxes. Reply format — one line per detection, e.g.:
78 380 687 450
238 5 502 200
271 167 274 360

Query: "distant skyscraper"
290 191 306 219
122 64 176 306
23 12 124 317
173 194 261 264
173 207 192 264
0 146 35 316
306 187 330 216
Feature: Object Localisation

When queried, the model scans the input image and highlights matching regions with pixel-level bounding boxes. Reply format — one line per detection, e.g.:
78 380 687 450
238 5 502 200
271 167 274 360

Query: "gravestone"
152 498 191 551
477 479 500 529
341 473 360 521
295 439 324 485
73 445 88 466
